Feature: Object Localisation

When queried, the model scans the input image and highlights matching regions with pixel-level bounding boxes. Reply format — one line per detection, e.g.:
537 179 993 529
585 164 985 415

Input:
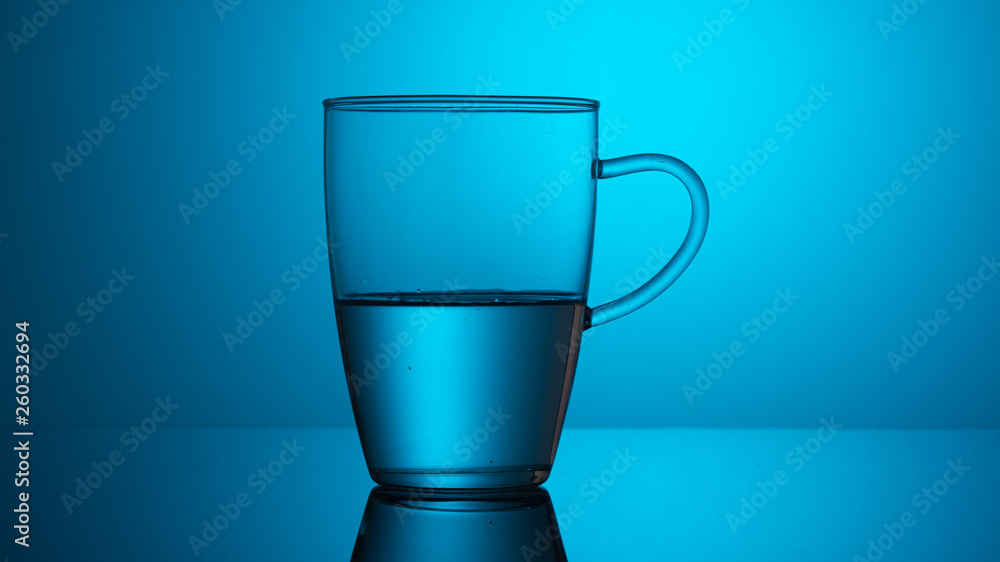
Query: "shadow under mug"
324 95 708 489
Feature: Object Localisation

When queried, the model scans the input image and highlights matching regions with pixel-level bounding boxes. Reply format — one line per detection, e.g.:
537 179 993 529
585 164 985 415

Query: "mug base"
370 466 551 490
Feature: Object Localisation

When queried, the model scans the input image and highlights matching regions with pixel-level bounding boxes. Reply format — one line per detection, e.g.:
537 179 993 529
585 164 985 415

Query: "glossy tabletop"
12 427 998 560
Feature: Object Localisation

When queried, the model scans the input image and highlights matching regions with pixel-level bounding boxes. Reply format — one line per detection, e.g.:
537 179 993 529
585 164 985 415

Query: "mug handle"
586 154 710 329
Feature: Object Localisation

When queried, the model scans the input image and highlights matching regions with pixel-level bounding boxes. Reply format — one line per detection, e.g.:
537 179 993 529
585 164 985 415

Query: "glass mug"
324 95 708 489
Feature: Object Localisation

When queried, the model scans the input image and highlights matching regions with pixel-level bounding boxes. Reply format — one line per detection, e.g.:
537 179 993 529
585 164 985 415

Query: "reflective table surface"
15 427 999 560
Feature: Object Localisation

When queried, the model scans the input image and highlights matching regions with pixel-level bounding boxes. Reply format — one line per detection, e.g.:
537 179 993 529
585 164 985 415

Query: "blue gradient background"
2 0 999 430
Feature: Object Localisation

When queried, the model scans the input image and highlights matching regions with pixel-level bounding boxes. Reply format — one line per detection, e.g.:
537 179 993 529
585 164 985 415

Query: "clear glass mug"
324 95 708 489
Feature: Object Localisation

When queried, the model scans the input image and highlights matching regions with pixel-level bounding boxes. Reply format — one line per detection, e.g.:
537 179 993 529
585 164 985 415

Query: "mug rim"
323 95 599 112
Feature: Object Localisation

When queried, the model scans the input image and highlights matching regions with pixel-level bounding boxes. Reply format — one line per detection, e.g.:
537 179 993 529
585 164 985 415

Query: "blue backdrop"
2 0 997 428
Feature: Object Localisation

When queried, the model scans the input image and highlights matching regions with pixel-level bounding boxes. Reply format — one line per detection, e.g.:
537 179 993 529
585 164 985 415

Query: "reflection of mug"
350 486 568 562
324 96 709 489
